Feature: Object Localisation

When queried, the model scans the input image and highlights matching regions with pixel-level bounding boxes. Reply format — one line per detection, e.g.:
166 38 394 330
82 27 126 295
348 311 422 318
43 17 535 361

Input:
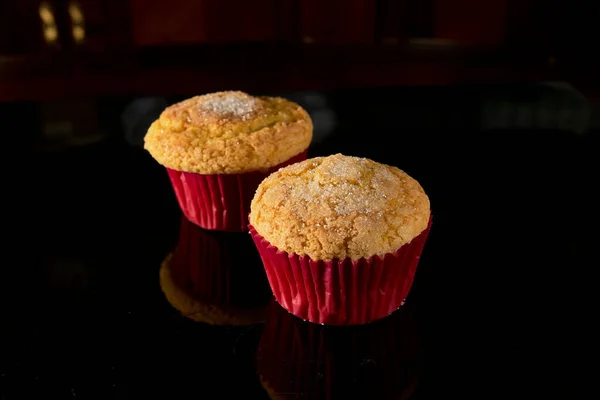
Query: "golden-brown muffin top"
250 154 430 260
144 91 313 174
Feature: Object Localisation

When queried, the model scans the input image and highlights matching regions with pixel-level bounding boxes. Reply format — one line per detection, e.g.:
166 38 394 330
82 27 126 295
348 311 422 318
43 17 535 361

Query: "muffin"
257 300 420 399
159 216 272 325
249 154 431 325
144 91 313 231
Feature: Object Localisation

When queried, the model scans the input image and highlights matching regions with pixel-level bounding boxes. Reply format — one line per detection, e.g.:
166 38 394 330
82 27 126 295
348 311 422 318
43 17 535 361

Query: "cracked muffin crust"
249 154 430 261
144 91 313 174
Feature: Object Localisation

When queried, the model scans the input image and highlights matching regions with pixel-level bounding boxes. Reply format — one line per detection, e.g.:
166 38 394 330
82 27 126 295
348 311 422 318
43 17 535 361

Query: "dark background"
1 1 598 399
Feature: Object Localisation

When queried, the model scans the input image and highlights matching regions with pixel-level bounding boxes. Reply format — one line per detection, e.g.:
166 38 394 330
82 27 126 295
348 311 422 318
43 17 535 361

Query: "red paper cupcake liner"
250 215 432 326
160 216 272 325
166 150 308 232
256 300 420 399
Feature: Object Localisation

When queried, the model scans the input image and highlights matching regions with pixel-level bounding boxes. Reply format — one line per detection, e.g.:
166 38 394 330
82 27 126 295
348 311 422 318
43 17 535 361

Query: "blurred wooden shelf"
1 0 595 102
0 43 558 102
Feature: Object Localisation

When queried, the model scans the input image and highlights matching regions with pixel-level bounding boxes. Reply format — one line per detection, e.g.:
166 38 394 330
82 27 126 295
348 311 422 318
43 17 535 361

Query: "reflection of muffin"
144 91 313 231
257 300 420 399
250 154 431 325
160 216 272 325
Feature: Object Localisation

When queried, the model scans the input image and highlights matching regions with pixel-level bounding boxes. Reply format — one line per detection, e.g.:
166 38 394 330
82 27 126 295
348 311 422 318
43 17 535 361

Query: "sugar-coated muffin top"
144 91 313 174
250 154 430 261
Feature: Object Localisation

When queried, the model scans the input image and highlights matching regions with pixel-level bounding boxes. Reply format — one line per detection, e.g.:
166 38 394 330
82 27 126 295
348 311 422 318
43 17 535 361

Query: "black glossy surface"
1 87 597 399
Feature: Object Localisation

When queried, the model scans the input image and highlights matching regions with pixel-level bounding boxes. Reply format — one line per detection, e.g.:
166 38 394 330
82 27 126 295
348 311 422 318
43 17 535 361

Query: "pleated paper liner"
257 300 420 400
249 216 432 326
159 216 272 326
166 150 308 232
